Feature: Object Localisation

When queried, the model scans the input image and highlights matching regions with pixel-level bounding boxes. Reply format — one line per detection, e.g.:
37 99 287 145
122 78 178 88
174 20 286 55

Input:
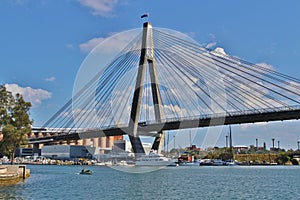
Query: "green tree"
0 85 13 125
275 153 290 165
0 85 32 164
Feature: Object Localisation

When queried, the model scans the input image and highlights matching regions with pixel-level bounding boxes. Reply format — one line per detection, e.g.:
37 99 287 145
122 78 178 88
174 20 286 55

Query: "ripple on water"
0 165 299 200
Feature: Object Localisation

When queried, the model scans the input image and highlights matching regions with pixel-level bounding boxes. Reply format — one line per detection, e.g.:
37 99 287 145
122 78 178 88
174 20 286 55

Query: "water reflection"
0 181 25 200
0 178 24 186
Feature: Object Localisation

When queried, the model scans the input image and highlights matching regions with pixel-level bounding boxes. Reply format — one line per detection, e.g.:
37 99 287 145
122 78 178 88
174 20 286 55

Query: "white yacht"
212 159 224 166
135 151 176 166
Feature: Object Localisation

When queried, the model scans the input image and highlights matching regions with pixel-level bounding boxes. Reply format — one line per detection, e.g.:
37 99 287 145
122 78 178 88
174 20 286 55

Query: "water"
0 165 299 200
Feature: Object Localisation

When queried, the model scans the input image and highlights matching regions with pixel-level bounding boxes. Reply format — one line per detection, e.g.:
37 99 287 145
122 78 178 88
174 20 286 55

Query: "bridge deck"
29 108 300 144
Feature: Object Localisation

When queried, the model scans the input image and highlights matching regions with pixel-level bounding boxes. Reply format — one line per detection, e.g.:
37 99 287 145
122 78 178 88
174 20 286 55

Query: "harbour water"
0 165 299 200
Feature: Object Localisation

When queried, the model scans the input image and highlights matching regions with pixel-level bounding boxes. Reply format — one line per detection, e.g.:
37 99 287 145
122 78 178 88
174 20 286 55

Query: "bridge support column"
151 132 165 153
76 139 83 145
128 22 165 155
106 136 114 149
83 139 90 146
92 138 98 148
128 22 154 156
148 58 165 154
99 137 106 154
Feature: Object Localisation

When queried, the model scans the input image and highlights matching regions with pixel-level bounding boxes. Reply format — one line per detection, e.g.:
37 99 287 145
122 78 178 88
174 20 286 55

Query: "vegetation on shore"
166 145 300 165
0 85 32 165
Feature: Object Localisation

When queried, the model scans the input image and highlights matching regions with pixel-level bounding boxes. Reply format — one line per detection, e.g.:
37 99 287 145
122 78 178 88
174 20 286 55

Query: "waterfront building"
41 145 94 160
233 145 248 153
14 148 35 158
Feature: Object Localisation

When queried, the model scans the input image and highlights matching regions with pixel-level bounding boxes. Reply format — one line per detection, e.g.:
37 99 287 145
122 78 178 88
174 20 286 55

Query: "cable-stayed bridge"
29 22 300 155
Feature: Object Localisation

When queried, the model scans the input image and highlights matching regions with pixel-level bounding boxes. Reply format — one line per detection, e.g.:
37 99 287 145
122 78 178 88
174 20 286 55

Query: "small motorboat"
80 169 93 175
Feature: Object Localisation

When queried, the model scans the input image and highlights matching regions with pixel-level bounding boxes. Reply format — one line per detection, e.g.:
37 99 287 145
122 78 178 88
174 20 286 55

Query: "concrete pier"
0 165 30 185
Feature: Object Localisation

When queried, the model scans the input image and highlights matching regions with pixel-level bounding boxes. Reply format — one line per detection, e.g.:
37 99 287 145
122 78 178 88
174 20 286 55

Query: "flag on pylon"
141 13 149 18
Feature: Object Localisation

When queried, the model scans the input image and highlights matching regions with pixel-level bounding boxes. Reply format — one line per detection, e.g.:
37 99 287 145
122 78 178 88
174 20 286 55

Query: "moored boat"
212 159 224 166
135 151 176 166
199 159 213 166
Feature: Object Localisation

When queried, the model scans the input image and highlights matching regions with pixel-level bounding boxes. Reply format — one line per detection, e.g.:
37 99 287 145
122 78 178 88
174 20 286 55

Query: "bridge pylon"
128 22 165 156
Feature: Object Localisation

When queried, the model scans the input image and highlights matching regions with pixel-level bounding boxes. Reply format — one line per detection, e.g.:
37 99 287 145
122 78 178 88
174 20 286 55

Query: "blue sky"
1 0 300 149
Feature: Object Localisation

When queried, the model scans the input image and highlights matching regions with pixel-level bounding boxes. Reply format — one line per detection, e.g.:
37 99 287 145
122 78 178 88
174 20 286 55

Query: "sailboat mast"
189 130 192 148
167 132 169 153
229 125 233 160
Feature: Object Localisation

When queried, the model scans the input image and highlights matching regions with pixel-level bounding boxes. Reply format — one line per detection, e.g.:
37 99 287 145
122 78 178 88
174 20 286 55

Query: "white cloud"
79 30 140 54
44 76 56 82
5 83 52 107
256 62 275 71
213 47 227 55
78 0 119 17
79 37 106 53
206 42 216 49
